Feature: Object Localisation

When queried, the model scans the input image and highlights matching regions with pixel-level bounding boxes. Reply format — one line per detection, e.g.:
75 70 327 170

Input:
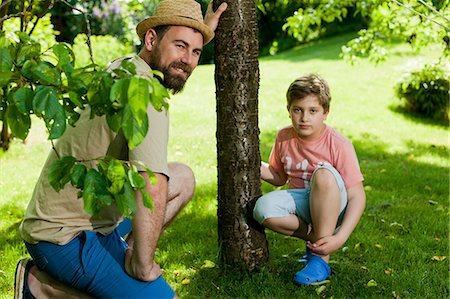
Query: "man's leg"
24 162 195 299
163 162 195 229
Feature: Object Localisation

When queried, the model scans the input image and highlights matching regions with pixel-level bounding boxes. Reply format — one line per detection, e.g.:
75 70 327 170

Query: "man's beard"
148 46 193 94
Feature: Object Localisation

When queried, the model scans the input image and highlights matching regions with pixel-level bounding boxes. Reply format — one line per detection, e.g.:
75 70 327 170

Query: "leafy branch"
0 14 170 216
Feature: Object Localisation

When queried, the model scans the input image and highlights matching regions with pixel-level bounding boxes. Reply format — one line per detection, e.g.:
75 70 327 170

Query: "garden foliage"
283 0 449 63
395 62 449 121
0 25 169 216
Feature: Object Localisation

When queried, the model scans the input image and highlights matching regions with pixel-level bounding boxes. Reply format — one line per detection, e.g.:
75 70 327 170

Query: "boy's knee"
312 168 338 190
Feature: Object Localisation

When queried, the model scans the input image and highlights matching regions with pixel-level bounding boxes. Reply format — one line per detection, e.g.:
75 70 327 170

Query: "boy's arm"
307 182 366 256
260 161 287 186
124 172 167 281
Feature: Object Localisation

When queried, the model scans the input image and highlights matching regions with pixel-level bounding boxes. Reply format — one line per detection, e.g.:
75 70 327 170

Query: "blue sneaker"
298 246 313 264
294 255 331 285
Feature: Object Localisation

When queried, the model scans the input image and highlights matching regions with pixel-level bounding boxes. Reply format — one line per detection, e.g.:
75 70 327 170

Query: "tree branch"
418 0 450 23
59 0 96 68
391 0 450 30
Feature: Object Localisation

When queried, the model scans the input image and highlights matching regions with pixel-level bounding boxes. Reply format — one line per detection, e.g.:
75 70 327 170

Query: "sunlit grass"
0 33 448 298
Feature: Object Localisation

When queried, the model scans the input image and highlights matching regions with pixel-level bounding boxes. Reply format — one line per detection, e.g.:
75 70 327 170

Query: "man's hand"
204 1 228 32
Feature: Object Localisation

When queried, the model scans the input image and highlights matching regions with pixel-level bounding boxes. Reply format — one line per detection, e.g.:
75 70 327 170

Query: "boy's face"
288 95 328 141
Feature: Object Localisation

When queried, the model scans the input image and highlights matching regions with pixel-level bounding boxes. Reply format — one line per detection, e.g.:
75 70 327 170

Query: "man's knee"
168 162 195 200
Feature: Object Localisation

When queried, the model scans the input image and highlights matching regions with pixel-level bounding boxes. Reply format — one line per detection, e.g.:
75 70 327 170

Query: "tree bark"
214 0 268 271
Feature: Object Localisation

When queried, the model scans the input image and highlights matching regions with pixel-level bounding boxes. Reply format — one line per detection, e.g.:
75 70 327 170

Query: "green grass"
1 33 448 298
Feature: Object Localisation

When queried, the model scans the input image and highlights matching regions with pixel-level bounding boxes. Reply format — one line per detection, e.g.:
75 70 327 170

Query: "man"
14 0 227 298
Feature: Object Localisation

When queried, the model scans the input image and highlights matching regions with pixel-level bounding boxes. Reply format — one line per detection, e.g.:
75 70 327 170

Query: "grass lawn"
0 33 448 298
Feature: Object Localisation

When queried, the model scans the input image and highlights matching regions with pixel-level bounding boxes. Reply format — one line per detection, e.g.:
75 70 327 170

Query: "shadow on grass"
159 131 448 298
389 104 449 128
0 202 26 249
1 132 447 298
261 33 356 62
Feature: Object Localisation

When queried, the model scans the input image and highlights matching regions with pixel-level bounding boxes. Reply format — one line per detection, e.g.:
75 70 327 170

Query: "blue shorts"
254 163 348 226
25 218 175 298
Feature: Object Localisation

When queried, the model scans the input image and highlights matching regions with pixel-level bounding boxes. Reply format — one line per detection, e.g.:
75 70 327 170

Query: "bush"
72 34 134 68
395 62 449 121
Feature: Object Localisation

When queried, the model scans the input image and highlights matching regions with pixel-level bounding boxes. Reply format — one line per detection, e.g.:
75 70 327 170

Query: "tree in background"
282 0 449 63
214 0 269 271
283 0 449 121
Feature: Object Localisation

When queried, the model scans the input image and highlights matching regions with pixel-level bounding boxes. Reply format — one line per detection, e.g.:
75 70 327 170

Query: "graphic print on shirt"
282 155 311 188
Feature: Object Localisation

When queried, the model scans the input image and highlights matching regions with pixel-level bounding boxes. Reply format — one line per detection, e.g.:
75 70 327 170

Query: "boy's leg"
309 168 341 262
253 189 311 239
294 163 347 285
23 162 195 298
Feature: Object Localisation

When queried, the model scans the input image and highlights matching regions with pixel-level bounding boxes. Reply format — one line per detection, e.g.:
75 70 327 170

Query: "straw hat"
136 0 214 45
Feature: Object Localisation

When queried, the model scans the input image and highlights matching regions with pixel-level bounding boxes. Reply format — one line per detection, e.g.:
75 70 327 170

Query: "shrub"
72 34 134 68
395 62 449 121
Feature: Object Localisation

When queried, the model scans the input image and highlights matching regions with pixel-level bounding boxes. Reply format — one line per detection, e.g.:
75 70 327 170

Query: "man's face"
148 26 204 94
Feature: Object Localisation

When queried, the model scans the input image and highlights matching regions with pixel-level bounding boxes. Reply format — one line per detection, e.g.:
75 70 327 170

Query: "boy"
253 74 366 285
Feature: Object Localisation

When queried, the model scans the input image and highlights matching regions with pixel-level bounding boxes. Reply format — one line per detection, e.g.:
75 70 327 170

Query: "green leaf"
201 260 216 269
366 279 378 287
110 78 130 109
127 169 146 189
106 110 123 133
123 182 137 215
141 189 153 210
149 78 170 111
134 160 157 186
82 169 110 215
52 43 75 76
20 59 38 82
6 103 31 140
48 156 76 192
121 104 148 150
121 77 150 148
12 87 33 113
87 71 114 116
68 91 84 109
16 43 41 66
68 68 94 94
120 59 137 75
106 159 127 194
32 61 61 86
52 43 74 66
128 77 150 114
0 48 13 87
315 285 326 296
33 86 66 139
70 163 87 188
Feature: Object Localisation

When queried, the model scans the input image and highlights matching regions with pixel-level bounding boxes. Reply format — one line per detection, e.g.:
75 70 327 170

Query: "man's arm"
307 182 366 255
260 161 287 186
124 172 168 281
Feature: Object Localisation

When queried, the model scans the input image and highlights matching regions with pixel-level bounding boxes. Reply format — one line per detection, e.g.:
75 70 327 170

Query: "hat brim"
136 16 214 45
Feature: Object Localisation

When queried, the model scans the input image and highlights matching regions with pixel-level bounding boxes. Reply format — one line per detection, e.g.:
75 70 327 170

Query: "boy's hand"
204 1 228 32
306 235 345 256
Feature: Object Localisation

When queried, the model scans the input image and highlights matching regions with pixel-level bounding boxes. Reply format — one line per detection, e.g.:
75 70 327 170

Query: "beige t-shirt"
20 55 169 245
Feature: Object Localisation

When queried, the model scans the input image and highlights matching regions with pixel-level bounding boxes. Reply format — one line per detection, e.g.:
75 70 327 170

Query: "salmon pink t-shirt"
269 125 363 189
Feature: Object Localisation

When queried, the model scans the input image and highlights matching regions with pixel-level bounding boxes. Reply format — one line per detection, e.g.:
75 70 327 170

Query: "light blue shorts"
25 218 175 298
253 163 348 226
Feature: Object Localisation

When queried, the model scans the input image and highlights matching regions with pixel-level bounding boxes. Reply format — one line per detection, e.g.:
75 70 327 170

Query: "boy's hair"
286 74 331 112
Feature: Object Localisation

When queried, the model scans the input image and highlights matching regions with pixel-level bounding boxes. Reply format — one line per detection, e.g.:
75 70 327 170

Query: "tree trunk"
214 0 268 271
